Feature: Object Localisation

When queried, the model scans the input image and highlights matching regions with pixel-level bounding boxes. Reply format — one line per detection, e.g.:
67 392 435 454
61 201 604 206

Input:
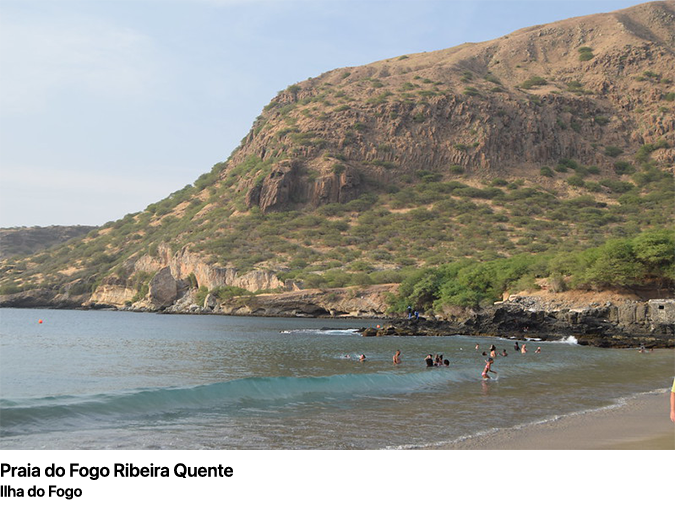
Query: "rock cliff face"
89 244 290 310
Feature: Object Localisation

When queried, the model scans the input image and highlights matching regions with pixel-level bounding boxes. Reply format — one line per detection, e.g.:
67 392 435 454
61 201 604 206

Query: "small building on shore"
648 299 675 327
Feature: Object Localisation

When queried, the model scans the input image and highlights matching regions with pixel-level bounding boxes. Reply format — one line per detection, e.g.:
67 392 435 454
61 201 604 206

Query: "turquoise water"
0 308 672 449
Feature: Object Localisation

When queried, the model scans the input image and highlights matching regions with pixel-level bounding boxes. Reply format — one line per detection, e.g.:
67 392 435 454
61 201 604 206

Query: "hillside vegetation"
1 1 674 311
0 226 97 261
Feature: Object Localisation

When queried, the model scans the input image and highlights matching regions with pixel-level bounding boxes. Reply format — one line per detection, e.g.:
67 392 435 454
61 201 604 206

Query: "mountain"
1 1 673 316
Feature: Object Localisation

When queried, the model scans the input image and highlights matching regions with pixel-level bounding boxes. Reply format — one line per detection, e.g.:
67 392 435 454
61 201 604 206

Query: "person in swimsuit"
359 354 366 362
482 357 497 379
393 350 401 364
489 345 497 358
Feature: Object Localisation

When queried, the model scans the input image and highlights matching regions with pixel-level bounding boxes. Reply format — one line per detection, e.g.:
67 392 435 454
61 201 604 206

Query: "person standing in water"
490 345 497 358
393 350 402 364
482 357 497 379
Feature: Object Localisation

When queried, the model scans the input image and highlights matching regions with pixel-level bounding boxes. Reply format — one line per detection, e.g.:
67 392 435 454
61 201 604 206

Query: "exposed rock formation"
367 297 675 348
89 244 290 310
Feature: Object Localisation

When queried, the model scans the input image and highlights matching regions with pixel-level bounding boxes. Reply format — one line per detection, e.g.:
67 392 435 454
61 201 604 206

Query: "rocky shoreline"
360 296 675 348
2 286 673 348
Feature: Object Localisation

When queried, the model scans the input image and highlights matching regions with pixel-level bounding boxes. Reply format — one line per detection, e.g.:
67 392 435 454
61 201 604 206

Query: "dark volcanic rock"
377 299 674 348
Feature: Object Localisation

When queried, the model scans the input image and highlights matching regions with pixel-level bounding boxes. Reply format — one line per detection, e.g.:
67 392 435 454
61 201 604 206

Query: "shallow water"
1 308 672 449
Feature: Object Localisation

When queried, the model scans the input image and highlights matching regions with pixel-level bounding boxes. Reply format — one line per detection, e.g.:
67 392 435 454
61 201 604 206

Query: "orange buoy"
38 319 43 324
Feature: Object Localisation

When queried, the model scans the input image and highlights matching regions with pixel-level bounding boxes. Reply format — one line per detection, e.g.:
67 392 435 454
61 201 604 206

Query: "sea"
1 307 672 450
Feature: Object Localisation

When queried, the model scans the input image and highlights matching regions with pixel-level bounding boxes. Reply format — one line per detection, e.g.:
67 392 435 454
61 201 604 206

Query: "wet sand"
440 390 675 450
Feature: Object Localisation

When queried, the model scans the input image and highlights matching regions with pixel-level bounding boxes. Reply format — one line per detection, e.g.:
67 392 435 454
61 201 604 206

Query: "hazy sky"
0 0 641 228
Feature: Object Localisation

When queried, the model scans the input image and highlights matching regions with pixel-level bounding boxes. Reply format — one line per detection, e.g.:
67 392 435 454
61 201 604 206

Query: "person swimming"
425 354 434 367
359 354 367 362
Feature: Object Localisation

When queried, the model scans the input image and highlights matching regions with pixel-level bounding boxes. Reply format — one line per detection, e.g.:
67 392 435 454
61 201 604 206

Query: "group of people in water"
388 340 542 380
348 340 543 379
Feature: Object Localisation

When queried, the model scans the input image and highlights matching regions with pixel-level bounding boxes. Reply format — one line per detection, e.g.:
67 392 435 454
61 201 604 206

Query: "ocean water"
0 308 672 449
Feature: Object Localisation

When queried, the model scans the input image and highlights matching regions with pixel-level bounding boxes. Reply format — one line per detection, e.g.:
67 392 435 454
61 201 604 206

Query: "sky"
0 0 642 228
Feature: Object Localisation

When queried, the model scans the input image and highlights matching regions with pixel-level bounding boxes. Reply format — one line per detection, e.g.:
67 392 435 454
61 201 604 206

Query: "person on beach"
393 350 402 364
482 358 497 379
521 343 527 354
490 345 497 358
514 341 520 352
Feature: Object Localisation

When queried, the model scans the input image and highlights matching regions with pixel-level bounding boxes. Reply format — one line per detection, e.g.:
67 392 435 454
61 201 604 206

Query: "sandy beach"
440 389 674 450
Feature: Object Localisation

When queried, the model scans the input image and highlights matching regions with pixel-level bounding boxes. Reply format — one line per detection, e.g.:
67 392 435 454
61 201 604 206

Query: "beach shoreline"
434 389 674 450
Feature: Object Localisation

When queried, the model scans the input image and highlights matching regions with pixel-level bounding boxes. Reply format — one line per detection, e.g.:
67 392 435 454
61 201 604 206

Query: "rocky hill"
230 0 674 212
0 1 673 324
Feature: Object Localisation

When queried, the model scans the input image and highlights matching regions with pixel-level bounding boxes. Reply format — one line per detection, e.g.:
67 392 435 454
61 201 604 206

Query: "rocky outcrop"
243 160 362 213
369 297 675 348
89 244 289 310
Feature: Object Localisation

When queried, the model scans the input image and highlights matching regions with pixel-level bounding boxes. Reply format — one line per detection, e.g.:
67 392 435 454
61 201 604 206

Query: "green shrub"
604 146 623 157
567 175 586 187
578 47 594 61
614 161 636 175
520 76 547 89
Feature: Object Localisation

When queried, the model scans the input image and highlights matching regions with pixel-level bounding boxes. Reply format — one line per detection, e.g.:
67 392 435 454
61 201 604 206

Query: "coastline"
435 389 674 450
